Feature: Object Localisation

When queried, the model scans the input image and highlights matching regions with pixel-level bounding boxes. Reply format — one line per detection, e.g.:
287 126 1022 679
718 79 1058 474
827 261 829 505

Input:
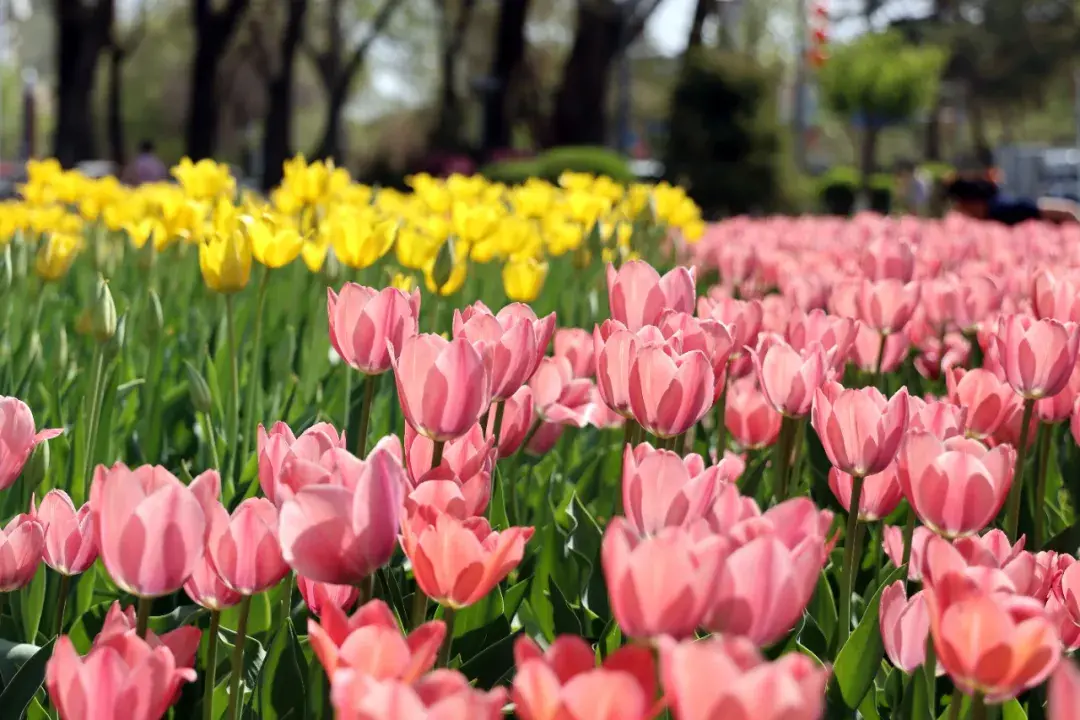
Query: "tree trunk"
262 0 309 189
52 0 114 167
685 0 712 53
923 101 942 162
481 0 530 155
186 0 251 161
431 0 478 150
107 46 126 167
549 1 624 147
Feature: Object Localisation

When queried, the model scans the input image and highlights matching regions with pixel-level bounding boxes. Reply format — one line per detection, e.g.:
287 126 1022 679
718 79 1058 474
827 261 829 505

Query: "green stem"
203 411 222 471
490 401 506 453
356 374 376 457
278 572 295 626
789 417 807 494
437 607 456 667
80 345 106 498
203 610 221 720
837 473 866 652
225 595 252 720
900 505 917 593
715 373 729 456
342 366 353 438
875 332 889 391
54 574 70 635
1004 398 1036 541
135 596 152 639
224 295 241 483
517 418 541 458
356 574 375 608
411 588 429 630
970 692 987 720
240 267 271 469
773 416 797 501
432 440 446 469
948 695 963 720
1033 421 1052 549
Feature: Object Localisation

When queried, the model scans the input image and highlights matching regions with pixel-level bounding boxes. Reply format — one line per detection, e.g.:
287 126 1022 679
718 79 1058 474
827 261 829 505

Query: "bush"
481 146 635 186
664 51 786 217
816 166 896 215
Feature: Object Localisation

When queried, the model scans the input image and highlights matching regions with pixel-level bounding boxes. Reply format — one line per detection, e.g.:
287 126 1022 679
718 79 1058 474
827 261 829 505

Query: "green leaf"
808 574 838 647
148 604 206 634
221 592 272 635
489 465 510 529
858 686 881 720
1002 699 1028 720
257 619 307 720
217 628 268 697
457 627 520 690
453 586 504 638
306 651 330 719
26 696 49 720
549 580 582 636
504 579 529 622
0 637 56 718
900 665 935 720
68 601 113 654
0 639 42 685
937 695 969 720
19 565 47 644
833 564 907 709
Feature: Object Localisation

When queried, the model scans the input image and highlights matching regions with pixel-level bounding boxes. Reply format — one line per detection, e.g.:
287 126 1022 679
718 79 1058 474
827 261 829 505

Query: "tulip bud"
320 245 342 285
105 314 127 362
29 331 43 372
91 277 117 344
431 236 456 293
24 441 50 491
56 326 68 371
146 289 164 340
0 244 12 291
184 361 214 414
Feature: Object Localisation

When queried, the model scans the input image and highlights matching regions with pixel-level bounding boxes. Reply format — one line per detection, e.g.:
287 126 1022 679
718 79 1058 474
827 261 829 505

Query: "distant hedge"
817 164 955 216
481 146 635 185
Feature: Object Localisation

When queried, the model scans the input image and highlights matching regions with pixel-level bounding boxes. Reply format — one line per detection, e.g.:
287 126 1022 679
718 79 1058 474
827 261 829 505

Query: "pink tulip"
1054 560 1080 628
183 550 241 611
995 314 1080 399
90 464 206 597
32 489 96 576
402 506 532 609
879 581 937 674
786 309 858 371
332 670 507 720
725 378 783 449
812 382 909 478
696 294 763 360
602 518 728 639
751 340 828 418
606 260 695 331
204 497 288 595
926 570 1061 702
46 633 196 720
706 482 763 532
882 524 933 581
1047 592 1080 652
278 446 404 585
660 635 828 720
309 598 444 679
297 575 359 618
897 433 1015 539
1037 361 1080 423
622 443 720 535
852 323 910 374
703 499 827 646
554 328 595 378
1033 269 1080 322
828 462 903 521
257 421 346 507
328 284 421 374
404 423 494 517
0 513 43 591
946 368 1019 440
0 396 62 491
856 278 919 334
657 310 734 396
1050 660 1080 720
907 396 966 439
487 302 556 377
94 601 201 670
594 321 663 417
453 303 538 400
861 238 915 282
513 635 658 720
486 386 534 456
530 356 602 427
391 333 492 442
628 344 713 438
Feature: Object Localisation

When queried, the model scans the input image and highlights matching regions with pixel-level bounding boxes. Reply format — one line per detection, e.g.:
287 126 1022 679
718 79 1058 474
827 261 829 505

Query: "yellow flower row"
2 156 705 303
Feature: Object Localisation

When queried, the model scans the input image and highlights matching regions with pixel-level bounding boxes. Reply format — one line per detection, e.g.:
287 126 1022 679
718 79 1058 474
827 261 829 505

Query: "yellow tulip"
327 212 396 270
396 228 440 271
451 201 502 245
198 230 251 294
302 231 331 273
172 158 237 201
244 214 303 269
34 233 80 282
502 255 548 303
390 272 415 292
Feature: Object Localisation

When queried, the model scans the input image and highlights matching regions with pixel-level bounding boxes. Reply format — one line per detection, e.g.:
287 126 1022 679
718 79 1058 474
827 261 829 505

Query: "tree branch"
340 0 404 89
626 0 665 39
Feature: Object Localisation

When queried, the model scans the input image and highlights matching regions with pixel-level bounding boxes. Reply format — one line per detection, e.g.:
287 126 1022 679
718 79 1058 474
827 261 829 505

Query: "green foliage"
818 32 946 125
482 146 635 185
663 50 787 217
816 166 895 215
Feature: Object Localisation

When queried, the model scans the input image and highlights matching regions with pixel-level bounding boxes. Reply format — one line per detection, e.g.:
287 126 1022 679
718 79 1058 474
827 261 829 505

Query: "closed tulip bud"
205 497 289 595
606 260 696 332
622 443 721 535
184 361 213 414
995 314 1080 399
0 514 44 591
812 382 909 478
23 440 49 491
91 277 117 343
431 235 457 294
297 575 359 619
502 255 548 303
0 397 63 491
198 229 251 294
328 284 423 375
56 326 68 371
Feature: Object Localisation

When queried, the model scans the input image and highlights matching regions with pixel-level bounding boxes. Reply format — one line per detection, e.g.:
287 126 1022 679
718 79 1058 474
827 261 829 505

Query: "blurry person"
122 139 168 185
944 175 1080 226
894 159 930 216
